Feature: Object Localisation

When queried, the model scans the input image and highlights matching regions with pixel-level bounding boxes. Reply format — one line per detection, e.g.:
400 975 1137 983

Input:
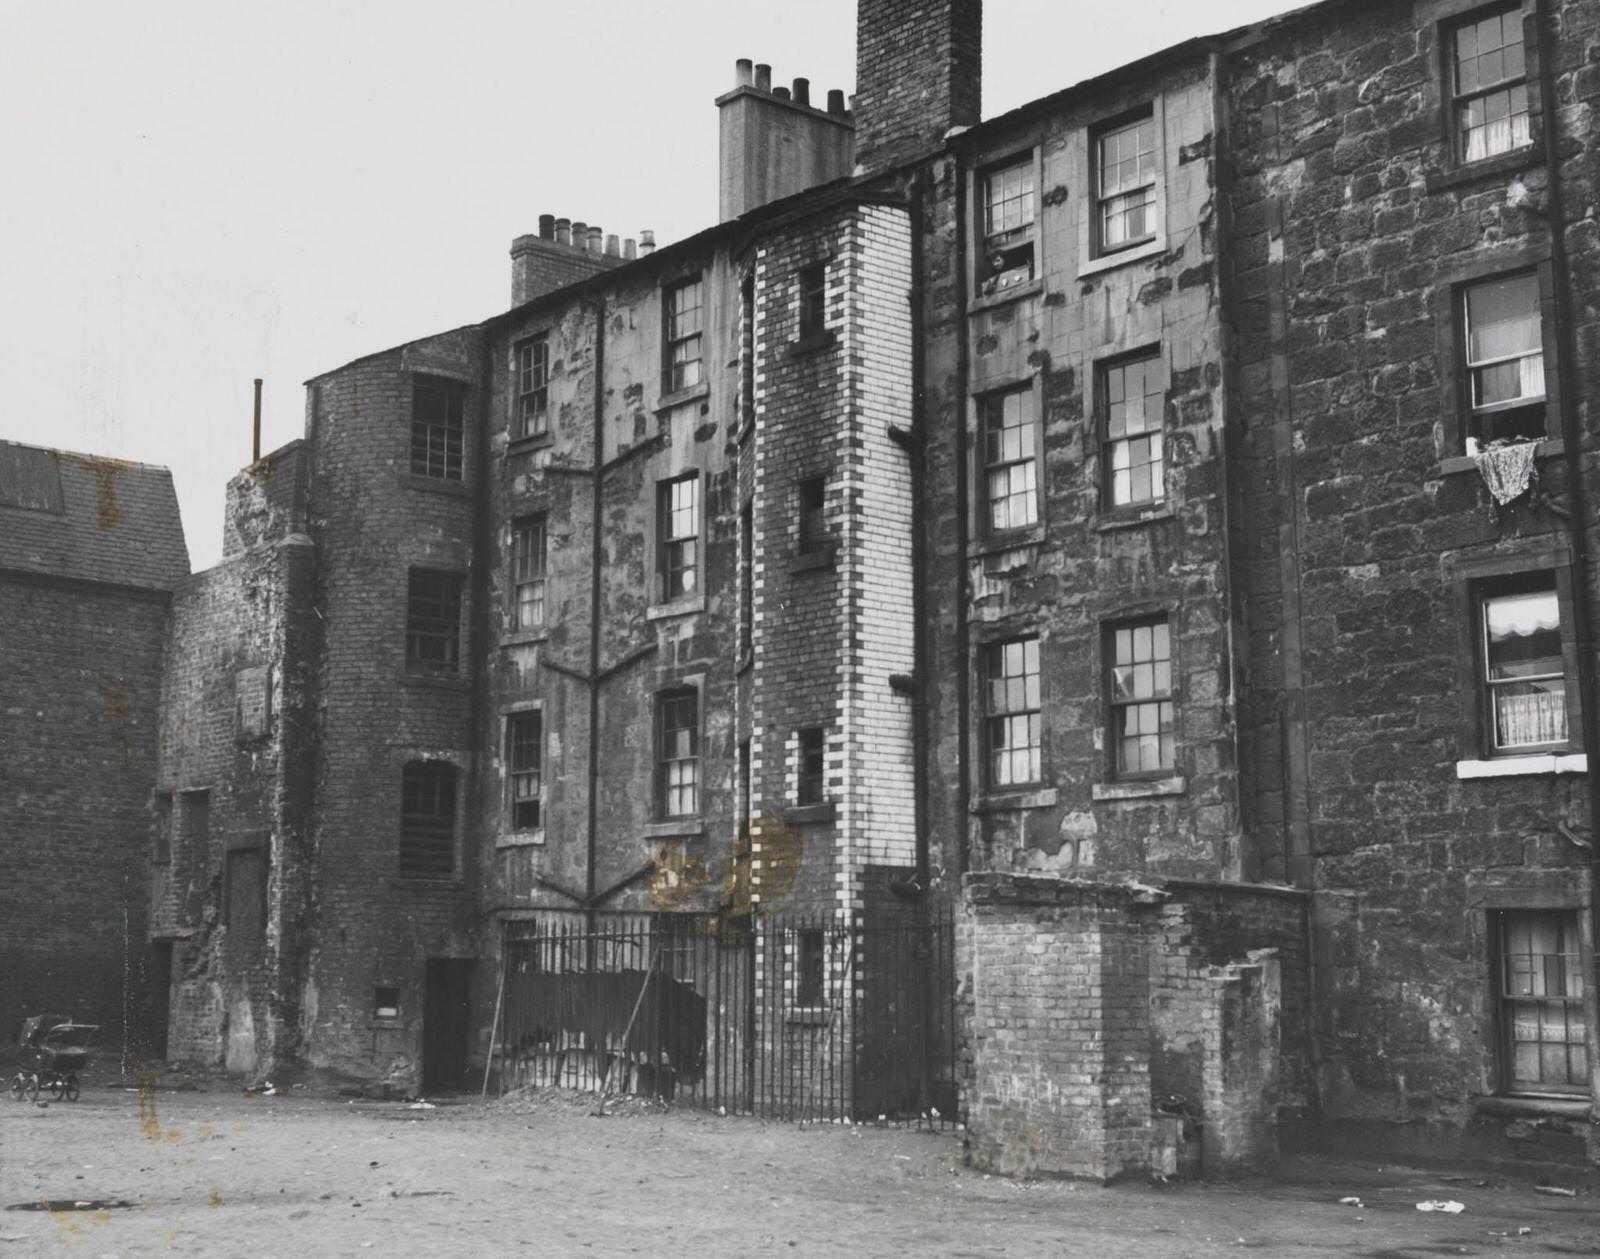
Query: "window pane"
986 637 1042 787
1467 275 1541 363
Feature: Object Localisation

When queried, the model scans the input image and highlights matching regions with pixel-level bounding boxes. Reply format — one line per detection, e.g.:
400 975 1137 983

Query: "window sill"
496 830 545 849
786 802 836 825
645 818 704 840
1078 237 1167 281
789 546 837 574
1093 776 1186 802
400 473 470 497
506 431 555 456
655 383 710 413
1456 754 1586 779
500 628 549 648
972 787 1058 814
647 595 706 621
1425 146 1544 195
401 671 470 692
1473 1094 1590 1120
786 1007 832 1027
787 330 837 357
1435 437 1562 477
1097 503 1174 532
967 277 1044 315
970 524 1046 557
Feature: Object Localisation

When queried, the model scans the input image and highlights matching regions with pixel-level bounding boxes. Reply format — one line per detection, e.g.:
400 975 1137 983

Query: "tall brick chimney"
853 0 981 174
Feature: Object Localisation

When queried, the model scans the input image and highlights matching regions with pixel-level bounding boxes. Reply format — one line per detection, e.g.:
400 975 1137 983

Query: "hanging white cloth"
1473 440 1539 505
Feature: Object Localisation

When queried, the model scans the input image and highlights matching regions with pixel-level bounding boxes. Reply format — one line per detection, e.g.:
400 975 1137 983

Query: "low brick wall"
959 872 1309 1181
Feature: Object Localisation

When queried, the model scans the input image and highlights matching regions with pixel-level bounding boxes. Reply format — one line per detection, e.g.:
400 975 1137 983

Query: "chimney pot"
555 217 572 246
736 58 753 87
774 86 790 101
639 229 656 256
572 221 588 250
827 88 846 115
754 63 771 92
587 226 603 253
624 238 637 260
605 233 619 257
793 77 810 107
538 213 556 239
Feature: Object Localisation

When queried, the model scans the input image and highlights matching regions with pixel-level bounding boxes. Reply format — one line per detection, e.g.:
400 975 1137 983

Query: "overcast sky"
1 0 1307 568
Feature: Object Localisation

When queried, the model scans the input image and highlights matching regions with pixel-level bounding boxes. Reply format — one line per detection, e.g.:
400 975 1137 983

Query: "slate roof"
0 440 189 591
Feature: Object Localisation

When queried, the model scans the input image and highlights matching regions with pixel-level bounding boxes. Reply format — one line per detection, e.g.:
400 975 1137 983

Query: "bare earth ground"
1 1081 1596 1258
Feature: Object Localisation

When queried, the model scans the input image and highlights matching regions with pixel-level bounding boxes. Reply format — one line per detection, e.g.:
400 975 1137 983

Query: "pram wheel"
49 1077 64 1101
7 1072 24 1102
64 1074 80 1102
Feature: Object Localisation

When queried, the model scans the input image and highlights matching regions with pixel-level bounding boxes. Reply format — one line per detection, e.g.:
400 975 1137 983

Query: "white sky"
0 0 1306 569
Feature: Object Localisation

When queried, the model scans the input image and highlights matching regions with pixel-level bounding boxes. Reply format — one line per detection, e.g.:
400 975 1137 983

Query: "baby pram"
9 1014 97 1103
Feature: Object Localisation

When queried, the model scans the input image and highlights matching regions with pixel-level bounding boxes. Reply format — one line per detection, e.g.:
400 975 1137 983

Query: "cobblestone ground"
1 1083 1596 1257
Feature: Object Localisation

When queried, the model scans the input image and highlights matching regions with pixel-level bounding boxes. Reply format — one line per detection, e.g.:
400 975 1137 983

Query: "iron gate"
494 910 957 1124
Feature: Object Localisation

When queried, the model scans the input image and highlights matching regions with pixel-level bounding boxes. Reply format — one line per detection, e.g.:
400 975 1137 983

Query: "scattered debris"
1535 1185 1576 1198
1337 1197 1362 1207
405 1101 435 1111
1415 1200 1464 1213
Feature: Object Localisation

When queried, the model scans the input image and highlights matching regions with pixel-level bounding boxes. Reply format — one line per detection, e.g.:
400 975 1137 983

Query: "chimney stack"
509 210 630 307
854 0 981 174
716 57 855 222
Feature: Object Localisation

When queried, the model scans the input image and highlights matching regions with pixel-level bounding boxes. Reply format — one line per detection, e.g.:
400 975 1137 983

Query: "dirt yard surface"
1 1082 1596 1258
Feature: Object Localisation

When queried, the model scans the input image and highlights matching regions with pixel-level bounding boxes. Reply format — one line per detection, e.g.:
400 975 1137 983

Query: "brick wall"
0 575 168 1053
854 0 981 174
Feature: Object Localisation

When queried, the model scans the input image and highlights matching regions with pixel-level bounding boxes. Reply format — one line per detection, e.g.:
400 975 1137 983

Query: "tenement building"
9 0 1598 1174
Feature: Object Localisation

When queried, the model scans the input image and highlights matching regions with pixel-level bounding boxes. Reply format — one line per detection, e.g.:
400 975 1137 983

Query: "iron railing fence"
495 909 958 1126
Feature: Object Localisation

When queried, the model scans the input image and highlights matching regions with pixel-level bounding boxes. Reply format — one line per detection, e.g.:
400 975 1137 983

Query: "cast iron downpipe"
587 294 608 939
953 155 973 882
1533 0 1600 1110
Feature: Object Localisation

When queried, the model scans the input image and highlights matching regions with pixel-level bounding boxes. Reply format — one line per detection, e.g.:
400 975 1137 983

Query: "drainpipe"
1532 0 1600 1115
954 155 972 881
470 326 494 1053
587 294 608 938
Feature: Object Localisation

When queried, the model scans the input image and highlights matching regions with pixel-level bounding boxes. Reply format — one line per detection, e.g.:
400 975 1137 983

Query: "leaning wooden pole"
480 942 508 1101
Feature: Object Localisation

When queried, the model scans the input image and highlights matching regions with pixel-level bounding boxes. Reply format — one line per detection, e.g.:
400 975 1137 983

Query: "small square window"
981 387 1038 534
507 711 543 831
979 156 1036 295
410 377 465 480
984 638 1042 788
798 477 828 554
1095 112 1158 254
657 689 700 820
1477 573 1569 754
664 277 704 393
1101 352 1165 509
1463 272 1546 445
658 474 700 601
511 517 547 631
1495 909 1587 1094
374 987 401 1020
1450 4 1532 164
796 727 826 806
400 761 457 878
799 264 827 338
1108 617 1175 777
407 570 463 673
514 336 550 439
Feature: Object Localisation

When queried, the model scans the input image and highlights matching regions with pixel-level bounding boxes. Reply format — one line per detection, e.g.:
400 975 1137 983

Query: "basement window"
979 155 1036 296
1494 909 1587 1095
1449 3 1532 165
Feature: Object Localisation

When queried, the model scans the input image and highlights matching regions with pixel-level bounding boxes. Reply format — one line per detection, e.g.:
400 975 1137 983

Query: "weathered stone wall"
1226 0 1600 1151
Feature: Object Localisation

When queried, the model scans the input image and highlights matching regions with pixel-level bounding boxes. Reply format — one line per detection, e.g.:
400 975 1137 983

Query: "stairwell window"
506 711 543 832
1450 4 1531 164
658 474 700 601
984 638 1042 788
410 377 465 480
981 386 1039 534
979 155 1035 295
798 264 828 339
1101 350 1165 509
1095 111 1158 254
510 517 547 631
1108 617 1175 777
514 335 550 439
1463 272 1546 445
657 689 700 819
796 727 826 806
406 570 463 674
664 276 705 393
399 761 457 879
1495 909 1587 1094
1478 573 1568 754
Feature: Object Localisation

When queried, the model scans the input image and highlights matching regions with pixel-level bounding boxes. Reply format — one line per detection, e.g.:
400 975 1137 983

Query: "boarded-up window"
235 664 273 742
224 848 268 950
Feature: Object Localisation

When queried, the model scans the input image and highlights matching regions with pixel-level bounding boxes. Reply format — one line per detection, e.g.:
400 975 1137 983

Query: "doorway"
422 958 474 1094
